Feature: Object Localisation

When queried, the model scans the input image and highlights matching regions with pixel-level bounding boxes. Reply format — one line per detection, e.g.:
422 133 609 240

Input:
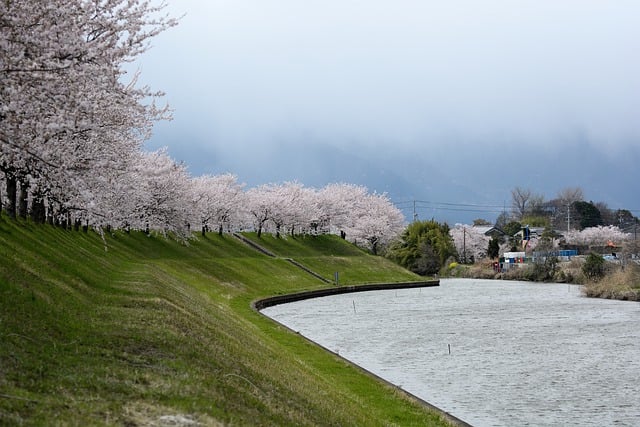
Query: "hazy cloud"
136 1 640 220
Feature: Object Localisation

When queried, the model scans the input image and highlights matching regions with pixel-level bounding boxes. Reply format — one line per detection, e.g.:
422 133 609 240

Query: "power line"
395 199 640 215
393 199 507 215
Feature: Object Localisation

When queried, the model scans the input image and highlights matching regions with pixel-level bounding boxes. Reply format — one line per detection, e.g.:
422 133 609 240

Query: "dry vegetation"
582 263 640 301
446 256 640 301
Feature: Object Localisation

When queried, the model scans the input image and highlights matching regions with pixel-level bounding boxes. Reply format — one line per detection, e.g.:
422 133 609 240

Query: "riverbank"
446 257 640 301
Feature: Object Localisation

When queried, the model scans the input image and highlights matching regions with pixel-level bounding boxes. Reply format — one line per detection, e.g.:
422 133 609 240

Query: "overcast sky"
134 0 640 220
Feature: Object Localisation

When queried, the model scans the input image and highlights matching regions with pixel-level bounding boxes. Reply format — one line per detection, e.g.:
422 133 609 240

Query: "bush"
583 252 606 281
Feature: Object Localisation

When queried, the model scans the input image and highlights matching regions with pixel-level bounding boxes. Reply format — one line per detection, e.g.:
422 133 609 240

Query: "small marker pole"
448 344 451 355
352 300 356 314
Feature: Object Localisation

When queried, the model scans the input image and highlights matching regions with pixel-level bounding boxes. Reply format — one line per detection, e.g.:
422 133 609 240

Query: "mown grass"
242 233 421 285
0 218 449 426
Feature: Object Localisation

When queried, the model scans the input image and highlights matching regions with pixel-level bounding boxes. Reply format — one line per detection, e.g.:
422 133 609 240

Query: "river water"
262 278 640 427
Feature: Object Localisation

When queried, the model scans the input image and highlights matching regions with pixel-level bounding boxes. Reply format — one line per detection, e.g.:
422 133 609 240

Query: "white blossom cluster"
450 224 491 262
1 0 176 226
215 180 405 254
0 1 405 251
563 225 630 247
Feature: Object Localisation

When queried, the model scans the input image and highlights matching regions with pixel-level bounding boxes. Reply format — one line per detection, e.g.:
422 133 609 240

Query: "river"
262 278 640 427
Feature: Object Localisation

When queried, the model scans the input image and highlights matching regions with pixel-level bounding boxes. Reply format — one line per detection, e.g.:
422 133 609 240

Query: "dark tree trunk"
30 196 46 223
218 224 223 235
17 180 28 219
5 175 17 219
51 204 59 226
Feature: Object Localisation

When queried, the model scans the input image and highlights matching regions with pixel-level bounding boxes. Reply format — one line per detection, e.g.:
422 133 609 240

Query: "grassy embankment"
0 218 450 426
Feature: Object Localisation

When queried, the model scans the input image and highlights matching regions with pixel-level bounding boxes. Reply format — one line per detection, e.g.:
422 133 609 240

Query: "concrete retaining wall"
252 280 440 310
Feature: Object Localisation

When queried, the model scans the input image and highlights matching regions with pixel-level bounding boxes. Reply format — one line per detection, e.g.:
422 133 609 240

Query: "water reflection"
263 279 640 427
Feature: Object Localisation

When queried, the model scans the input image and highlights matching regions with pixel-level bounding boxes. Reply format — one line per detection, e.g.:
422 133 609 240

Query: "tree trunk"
17 179 28 219
218 224 223 236
5 175 17 219
30 196 46 223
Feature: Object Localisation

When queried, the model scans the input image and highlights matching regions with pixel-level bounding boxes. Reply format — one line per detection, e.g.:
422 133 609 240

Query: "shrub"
582 252 606 281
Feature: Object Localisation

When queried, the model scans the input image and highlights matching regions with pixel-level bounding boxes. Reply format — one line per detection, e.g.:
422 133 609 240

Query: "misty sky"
135 1 640 222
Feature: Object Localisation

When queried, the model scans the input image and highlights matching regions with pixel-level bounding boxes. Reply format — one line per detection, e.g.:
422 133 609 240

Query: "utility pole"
413 200 418 222
463 226 467 264
567 204 571 232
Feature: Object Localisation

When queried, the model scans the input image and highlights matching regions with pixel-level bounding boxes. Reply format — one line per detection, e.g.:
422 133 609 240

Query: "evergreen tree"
488 237 500 259
386 220 457 275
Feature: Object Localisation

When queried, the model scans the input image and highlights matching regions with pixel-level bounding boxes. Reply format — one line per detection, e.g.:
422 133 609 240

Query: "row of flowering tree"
197 178 406 255
1 0 176 226
0 1 405 253
0 149 405 252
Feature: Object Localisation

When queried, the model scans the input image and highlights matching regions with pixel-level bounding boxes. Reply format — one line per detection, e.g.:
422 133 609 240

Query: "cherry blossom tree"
1 0 176 222
125 149 191 237
317 183 369 239
450 224 491 263
190 173 244 235
293 186 322 235
245 184 278 238
347 192 405 255
564 225 630 247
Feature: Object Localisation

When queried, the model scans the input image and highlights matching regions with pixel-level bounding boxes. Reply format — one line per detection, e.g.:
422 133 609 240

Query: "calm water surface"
262 278 640 427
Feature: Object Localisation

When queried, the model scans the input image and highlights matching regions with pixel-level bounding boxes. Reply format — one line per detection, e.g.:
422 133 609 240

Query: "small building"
472 225 506 239
499 251 526 271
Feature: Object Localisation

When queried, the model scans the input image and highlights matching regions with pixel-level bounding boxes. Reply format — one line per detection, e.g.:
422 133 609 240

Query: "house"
472 225 506 239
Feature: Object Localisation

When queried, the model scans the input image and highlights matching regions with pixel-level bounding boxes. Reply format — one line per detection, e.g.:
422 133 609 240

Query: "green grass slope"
241 233 421 285
0 218 449 426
